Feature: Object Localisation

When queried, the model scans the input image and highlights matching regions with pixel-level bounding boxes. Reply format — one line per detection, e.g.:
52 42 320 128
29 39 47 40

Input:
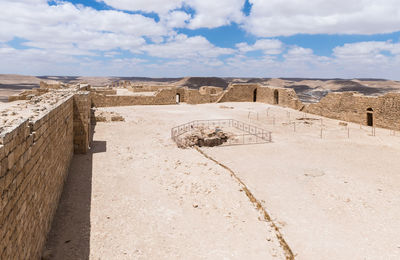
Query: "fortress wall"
184 87 224 104
0 92 91 259
127 85 175 93
73 92 91 154
39 81 63 89
8 89 49 102
257 87 304 110
218 84 259 103
304 92 400 130
91 88 177 107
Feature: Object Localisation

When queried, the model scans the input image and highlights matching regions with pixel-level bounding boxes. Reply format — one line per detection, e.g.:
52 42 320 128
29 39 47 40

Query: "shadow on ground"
43 126 106 260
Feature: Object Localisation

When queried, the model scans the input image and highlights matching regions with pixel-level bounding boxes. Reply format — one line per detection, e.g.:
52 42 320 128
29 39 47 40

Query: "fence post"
347 128 350 138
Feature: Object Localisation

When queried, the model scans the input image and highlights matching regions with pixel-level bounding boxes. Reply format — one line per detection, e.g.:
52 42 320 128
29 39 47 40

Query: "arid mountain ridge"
1 74 400 103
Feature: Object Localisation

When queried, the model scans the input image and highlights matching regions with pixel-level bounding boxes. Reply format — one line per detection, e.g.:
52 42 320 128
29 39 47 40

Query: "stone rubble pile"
93 109 125 122
178 126 232 148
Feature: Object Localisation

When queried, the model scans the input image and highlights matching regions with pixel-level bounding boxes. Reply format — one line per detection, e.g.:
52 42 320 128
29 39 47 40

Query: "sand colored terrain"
45 102 400 259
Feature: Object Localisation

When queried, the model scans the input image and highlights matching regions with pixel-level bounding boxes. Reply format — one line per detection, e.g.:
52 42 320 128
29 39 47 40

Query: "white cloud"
186 0 245 29
0 0 167 53
0 0 400 79
99 0 245 29
245 0 400 37
162 11 191 28
333 41 400 58
237 39 284 55
98 0 184 14
141 34 235 59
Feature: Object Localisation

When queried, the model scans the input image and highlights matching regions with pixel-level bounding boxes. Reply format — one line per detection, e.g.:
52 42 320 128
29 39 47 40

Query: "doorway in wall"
366 108 373 126
274 90 279 104
253 88 257 102
176 93 181 104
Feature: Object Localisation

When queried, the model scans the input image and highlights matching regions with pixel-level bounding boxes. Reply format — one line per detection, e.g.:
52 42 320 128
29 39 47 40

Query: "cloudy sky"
0 0 400 79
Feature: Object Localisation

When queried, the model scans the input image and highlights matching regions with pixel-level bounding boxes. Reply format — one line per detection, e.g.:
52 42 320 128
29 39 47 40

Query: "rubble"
177 126 232 148
93 109 125 122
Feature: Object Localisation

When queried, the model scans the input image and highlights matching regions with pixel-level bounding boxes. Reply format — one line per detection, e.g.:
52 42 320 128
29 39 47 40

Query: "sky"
0 0 400 79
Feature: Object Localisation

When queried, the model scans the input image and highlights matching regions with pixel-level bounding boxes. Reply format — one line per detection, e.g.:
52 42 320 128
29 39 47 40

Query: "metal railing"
171 119 272 147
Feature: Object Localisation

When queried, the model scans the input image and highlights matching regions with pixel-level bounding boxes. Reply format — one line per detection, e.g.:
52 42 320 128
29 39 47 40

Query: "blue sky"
0 0 400 79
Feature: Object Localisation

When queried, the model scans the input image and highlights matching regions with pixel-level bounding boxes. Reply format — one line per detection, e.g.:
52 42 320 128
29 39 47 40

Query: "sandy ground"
45 102 400 259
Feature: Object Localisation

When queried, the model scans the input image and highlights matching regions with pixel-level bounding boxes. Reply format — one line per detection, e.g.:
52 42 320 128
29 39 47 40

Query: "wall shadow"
42 124 106 259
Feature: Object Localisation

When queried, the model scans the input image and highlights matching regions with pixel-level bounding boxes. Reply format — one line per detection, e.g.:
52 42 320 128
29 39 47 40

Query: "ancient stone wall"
73 92 91 154
0 91 91 259
257 86 304 110
8 89 49 102
184 87 224 104
304 92 400 130
40 81 63 89
127 85 175 93
91 88 177 107
218 84 259 103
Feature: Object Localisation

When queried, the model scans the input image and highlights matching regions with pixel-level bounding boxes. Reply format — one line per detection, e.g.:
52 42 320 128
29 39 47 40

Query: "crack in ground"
195 146 295 260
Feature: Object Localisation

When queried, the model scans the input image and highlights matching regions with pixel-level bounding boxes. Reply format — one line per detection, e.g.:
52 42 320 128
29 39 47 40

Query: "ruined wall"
39 81 63 89
304 92 400 130
0 91 91 259
257 87 304 110
8 89 49 102
218 84 259 103
92 88 177 107
127 85 176 93
73 92 91 154
184 87 224 104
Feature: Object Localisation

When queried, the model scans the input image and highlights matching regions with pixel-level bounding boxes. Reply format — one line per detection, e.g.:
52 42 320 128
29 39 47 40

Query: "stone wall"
40 81 63 89
0 91 91 259
218 84 259 103
257 86 304 110
127 85 175 93
73 92 91 154
304 92 400 130
8 89 49 102
184 87 224 104
92 88 177 107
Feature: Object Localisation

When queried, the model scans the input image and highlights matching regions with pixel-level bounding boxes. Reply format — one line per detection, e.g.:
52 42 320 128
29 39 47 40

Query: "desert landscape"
2 74 400 104
2 0 400 259
1 76 400 259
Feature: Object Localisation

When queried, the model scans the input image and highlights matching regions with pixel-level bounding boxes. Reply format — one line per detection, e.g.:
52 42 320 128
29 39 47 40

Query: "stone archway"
176 93 181 104
366 108 373 126
274 90 279 104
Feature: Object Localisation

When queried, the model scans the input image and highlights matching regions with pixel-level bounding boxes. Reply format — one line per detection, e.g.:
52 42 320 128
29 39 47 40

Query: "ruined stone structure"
304 92 400 130
2 79 400 259
0 88 91 259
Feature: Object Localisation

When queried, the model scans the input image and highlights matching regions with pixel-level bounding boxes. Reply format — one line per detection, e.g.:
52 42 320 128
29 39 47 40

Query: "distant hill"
176 77 229 89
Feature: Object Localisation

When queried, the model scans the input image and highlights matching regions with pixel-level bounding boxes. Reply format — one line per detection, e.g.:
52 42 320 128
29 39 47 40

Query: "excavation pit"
171 119 272 148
